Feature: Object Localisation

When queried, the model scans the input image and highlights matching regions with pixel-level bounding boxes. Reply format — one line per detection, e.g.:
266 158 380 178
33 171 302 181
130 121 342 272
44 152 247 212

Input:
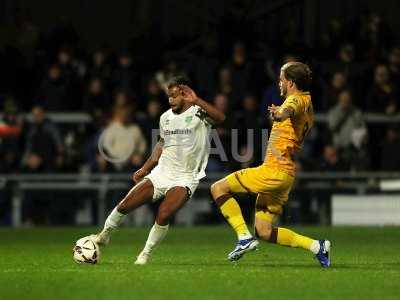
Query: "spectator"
22 106 64 172
322 71 348 111
57 47 77 82
234 94 264 153
328 90 366 150
111 51 138 92
14 12 40 67
87 49 110 82
261 54 297 116
358 13 393 62
155 55 187 88
213 93 232 159
139 99 162 145
36 64 70 111
380 127 400 171
57 47 82 109
299 127 318 168
100 104 147 171
331 44 360 81
317 19 346 58
388 47 400 86
0 99 23 173
143 78 166 110
346 131 370 172
229 42 253 105
85 111 110 173
215 67 234 106
261 76 281 117
319 145 348 172
192 35 219 97
112 89 136 109
236 95 261 129
82 78 110 113
366 64 398 114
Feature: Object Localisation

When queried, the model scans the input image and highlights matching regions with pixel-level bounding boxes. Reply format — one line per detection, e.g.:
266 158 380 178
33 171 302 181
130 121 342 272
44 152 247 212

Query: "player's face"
279 70 288 97
167 86 185 113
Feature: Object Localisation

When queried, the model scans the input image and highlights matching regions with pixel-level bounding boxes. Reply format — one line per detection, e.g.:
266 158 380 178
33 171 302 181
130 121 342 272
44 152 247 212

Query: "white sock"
102 207 126 233
142 222 169 254
238 233 253 241
309 240 320 254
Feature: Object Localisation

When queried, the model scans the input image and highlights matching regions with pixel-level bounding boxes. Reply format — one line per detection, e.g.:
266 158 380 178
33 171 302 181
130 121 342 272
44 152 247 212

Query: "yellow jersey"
263 92 314 176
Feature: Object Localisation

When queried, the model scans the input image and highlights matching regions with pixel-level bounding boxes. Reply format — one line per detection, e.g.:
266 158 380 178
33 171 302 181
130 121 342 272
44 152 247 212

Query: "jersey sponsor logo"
164 128 193 136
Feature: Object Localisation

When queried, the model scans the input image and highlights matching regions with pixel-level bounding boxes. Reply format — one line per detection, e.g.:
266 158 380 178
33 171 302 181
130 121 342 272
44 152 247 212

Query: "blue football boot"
315 240 331 268
228 237 259 261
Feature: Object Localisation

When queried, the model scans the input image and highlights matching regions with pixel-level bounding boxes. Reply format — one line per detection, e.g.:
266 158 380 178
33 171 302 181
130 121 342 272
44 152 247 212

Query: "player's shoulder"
160 109 173 121
192 105 203 115
286 92 311 107
285 93 303 103
193 105 212 125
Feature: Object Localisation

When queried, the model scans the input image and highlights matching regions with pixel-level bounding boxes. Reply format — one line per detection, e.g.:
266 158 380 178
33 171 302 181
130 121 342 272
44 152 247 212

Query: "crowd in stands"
1 12 400 175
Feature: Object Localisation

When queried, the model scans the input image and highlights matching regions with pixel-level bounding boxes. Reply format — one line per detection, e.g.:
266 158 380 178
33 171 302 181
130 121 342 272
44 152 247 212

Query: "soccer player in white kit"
91 76 226 264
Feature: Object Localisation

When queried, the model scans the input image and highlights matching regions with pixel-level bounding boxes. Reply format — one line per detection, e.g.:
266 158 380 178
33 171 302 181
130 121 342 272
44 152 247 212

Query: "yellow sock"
276 228 314 251
220 198 251 239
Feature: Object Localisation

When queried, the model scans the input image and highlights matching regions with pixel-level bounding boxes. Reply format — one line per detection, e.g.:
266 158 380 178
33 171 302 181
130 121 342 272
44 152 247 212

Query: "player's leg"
255 212 317 251
255 194 331 268
91 179 154 245
211 169 262 261
210 178 252 240
135 186 189 265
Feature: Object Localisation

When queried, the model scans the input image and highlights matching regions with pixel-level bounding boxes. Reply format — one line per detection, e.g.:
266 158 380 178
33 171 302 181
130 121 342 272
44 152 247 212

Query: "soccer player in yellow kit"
211 62 331 267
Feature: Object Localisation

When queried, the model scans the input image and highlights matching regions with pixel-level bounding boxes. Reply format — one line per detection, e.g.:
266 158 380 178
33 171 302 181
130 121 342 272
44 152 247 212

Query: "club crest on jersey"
185 116 193 124
165 119 170 125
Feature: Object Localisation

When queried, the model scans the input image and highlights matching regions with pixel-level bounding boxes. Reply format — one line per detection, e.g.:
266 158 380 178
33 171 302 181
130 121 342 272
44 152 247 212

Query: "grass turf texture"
0 227 399 300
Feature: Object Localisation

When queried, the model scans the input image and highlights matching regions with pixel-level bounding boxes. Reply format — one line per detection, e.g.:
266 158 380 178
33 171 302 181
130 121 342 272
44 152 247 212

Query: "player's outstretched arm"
268 104 294 122
179 85 226 124
133 138 164 183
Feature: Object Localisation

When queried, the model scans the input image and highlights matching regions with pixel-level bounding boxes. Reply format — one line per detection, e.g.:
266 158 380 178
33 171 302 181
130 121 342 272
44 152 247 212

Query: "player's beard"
171 104 183 114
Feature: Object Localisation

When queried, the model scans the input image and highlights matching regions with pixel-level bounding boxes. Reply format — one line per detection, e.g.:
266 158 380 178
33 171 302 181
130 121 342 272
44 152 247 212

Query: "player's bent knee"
210 182 219 197
211 180 229 198
156 207 173 225
211 182 232 206
255 226 272 241
255 221 273 241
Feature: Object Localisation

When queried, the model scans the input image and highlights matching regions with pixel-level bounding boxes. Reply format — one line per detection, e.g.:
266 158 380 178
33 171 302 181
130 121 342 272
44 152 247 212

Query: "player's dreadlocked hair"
282 62 312 92
167 75 191 89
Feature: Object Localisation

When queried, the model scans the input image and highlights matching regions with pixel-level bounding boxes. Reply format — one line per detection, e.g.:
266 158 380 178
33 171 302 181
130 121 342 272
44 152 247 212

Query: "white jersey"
158 105 212 180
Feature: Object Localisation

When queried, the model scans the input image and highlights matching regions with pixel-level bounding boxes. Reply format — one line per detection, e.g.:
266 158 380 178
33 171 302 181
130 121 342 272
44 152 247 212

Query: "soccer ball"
73 237 100 264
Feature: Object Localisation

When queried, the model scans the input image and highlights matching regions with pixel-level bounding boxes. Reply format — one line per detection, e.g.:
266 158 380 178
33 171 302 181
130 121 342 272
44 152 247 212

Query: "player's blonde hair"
281 62 312 91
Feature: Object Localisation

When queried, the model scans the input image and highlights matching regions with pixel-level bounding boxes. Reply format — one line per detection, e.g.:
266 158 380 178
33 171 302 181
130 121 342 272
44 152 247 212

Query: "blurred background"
1 0 400 227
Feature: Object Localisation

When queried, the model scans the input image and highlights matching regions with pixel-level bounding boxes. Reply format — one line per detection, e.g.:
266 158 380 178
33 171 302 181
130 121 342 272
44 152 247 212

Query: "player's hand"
268 104 281 119
179 85 198 104
133 168 149 183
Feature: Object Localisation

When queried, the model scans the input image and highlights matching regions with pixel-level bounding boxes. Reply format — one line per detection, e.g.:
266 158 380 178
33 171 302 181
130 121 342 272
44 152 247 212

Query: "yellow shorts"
225 165 294 223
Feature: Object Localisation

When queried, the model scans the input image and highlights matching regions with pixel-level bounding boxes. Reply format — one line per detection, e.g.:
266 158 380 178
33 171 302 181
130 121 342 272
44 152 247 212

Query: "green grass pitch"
0 226 399 300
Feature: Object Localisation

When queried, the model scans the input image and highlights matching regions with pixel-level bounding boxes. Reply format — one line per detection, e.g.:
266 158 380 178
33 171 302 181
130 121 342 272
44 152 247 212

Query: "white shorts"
144 166 199 202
